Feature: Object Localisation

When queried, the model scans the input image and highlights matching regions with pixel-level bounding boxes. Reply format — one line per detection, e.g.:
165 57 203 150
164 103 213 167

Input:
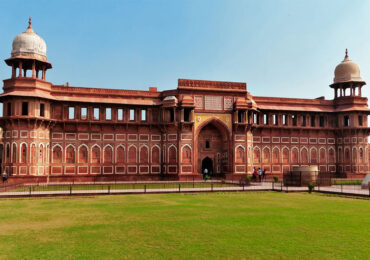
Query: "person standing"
251 167 255 180
258 168 262 182
2 170 8 183
262 169 266 181
203 168 208 180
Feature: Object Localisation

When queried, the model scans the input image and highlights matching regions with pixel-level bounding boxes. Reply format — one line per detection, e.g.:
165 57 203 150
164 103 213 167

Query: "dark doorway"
202 157 213 175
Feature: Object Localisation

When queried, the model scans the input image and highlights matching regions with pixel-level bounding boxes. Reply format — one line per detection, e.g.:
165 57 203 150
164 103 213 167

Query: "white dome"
333 49 362 84
11 18 47 61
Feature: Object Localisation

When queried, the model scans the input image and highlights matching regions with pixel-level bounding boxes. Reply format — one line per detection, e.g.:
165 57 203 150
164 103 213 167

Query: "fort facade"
1 20 369 182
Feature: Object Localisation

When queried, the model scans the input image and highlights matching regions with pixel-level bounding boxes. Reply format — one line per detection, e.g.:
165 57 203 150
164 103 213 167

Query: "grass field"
0 192 369 259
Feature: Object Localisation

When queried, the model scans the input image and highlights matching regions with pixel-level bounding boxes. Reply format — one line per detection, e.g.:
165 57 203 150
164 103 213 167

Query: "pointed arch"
91 144 101 164
46 143 50 163
78 144 88 163
139 144 149 164
235 145 245 163
65 144 76 164
282 146 289 164
253 146 261 164
5 143 10 163
300 147 308 164
168 144 177 164
359 147 364 164
319 147 326 164
103 144 113 163
344 147 350 163
291 147 299 164
352 147 357 163
262 146 270 164
272 147 280 164
52 144 62 163
338 147 343 163
128 145 137 163
30 143 37 164
39 143 44 163
11 142 17 163
328 147 335 164
116 145 125 164
310 147 318 164
152 145 161 164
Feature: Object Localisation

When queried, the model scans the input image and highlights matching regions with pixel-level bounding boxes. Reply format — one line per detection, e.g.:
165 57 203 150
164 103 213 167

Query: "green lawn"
0 192 369 259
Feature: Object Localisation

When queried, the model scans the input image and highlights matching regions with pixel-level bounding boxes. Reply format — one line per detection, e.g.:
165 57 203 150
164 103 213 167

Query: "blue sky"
0 0 369 100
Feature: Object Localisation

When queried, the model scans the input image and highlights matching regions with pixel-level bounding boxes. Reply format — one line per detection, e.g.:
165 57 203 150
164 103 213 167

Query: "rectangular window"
106 108 111 120
40 103 45 117
184 108 191 122
7 103 11 116
283 115 288 125
238 110 243 123
344 115 350 127
93 108 99 120
22 102 28 116
358 115 363 126
117 109 123 121
319 116 325 127
311 115 315 127
130 109 135 121
273 114 278 125
68 107 75 119
302 116 306 126
170 110 174 122
292 115 297 126
141 109 147 121
81 107 87 120
263 114 268 125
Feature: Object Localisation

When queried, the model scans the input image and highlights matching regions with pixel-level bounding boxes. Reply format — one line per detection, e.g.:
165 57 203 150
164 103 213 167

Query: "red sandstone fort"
0 19 369 182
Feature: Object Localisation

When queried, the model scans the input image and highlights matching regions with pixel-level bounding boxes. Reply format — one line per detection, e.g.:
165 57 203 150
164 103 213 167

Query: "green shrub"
273 176 279 182
204 175 210 180
308 182 315 193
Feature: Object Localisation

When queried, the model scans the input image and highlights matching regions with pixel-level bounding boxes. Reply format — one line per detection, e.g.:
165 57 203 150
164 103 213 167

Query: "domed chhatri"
11 17 47 61
333 49 363 84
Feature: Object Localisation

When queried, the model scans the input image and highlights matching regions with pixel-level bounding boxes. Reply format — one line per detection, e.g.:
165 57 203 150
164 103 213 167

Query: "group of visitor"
1 170 8 183
251 167 266 182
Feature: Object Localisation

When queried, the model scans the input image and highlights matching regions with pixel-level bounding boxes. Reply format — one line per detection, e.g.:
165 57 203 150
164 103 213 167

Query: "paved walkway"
0 182 368 198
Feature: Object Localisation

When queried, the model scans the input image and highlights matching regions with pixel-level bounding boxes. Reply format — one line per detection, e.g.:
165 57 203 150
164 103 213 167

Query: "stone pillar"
42 67 46 80
18 62 22 77
32 61 36 79
11 64 16 78
191 110 194 122
334 88 337 98
181 109 184 122
359 86 362 96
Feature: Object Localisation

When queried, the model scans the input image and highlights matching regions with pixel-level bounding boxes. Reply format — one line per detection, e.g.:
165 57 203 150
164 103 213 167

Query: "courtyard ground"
0 192 369 259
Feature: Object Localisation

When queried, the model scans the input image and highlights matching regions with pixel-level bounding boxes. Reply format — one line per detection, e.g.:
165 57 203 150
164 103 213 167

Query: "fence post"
243 183 245 191
108 185 110 194
70 184 72 195
281 181 283 191
178 184 181 193
272 181 274 190
211 183 213 192
29 186 31 196
144 184 146 193
341 184 343 193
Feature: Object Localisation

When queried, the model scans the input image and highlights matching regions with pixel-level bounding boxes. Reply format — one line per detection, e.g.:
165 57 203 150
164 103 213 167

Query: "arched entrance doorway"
202 157 213 175
196 118 230 176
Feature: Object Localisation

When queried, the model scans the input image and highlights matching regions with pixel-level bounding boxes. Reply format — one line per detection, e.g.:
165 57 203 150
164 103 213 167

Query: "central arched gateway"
195 118 231 175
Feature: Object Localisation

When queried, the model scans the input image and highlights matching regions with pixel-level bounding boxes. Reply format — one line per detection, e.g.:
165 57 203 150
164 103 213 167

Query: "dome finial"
345 48 348 59
28 17 32 29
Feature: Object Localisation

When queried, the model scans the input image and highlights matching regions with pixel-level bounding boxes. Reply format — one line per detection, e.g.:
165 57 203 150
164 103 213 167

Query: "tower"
330 50 369 175
0 18 52 178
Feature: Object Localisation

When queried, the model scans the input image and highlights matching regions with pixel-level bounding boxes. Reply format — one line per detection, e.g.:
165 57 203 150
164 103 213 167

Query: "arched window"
352 148 357 163
52 145 62 163
319 148 326 164
301 148 308 164
46 144 50 163
39 144 44 163
152 146 160 164
12 143 17 163
262 148 270 164
310 148 317 164
31 144 37 164
359 148 364 164
128 146 137 163
328 148 335 164
104 145 113 163
344 148 350 163
282 148 289 164
91 146 100 164
140 146 149 164
253 147 260 164
21 143 27 163
66 145 75 164
6 143 10 163
168 146 177 163
338 147 343 163
291 148 299 164
116 146 125 164
272 148 279 163
236 146 245 163
79 145 88 163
